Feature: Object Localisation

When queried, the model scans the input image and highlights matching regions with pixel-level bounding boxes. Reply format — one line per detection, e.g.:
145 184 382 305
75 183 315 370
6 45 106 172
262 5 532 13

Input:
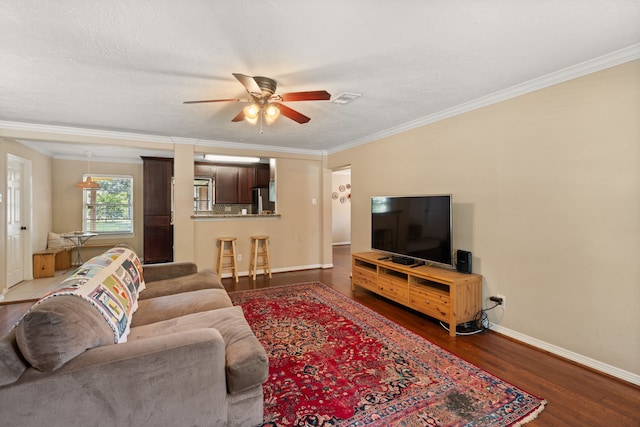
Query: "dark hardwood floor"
2 245 638 426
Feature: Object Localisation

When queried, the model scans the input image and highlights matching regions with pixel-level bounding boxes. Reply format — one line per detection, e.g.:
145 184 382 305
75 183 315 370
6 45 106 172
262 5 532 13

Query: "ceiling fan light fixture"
264 104 280 125
184 73 331 126
243 103 260 124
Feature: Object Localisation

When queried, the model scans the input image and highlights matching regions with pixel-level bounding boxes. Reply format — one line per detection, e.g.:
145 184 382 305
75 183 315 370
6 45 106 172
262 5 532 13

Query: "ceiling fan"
184 73 331 126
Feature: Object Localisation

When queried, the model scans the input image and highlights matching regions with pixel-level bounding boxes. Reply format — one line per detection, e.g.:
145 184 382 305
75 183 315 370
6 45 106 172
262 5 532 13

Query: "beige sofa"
0 246 268 427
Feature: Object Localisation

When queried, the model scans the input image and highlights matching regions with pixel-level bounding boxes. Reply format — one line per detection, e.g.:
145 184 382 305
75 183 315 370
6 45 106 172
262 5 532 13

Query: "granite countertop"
191 212 280 219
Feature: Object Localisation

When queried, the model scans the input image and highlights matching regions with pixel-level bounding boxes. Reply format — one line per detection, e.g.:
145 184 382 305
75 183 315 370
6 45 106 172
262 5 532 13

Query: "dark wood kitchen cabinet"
238 166 255 204
214 166 239 204
235 164 270 203
142 157 173 264
256 164 270 188
195 162 271 204
194 163 214 177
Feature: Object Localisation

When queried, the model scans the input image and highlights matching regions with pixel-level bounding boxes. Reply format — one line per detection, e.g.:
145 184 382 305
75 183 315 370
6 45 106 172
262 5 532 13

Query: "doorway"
331 167 351 246
6 154 32 288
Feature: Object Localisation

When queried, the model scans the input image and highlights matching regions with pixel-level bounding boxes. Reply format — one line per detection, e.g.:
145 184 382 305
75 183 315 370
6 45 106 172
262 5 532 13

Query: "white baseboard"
270 264 334 272
219 263 334 280
490 324 640 386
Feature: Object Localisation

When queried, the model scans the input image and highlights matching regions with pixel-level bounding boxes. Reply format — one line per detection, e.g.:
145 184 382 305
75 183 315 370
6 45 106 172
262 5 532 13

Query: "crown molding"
327 44 640 154
15 139 55 158
0 121 174 144
15 139 171 164
0 120 326 157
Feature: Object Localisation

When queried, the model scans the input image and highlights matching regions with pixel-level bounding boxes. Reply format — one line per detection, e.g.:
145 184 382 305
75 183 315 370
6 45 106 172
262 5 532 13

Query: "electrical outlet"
489 295 506 308
224 206 231 212
497 294 506 309
237 254 243 262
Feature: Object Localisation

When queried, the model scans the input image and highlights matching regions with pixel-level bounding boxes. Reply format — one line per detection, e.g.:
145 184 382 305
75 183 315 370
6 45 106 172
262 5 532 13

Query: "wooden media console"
351 251 482 336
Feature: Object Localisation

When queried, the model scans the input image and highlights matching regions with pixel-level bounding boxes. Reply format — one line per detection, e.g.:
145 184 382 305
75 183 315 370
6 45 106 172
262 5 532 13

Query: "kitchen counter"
191 213 281 219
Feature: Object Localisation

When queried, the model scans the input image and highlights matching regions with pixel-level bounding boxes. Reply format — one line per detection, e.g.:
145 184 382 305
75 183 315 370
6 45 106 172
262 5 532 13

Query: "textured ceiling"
1 1 639 159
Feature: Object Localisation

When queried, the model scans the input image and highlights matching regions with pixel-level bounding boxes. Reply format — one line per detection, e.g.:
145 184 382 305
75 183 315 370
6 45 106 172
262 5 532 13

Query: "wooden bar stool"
216 237 238 282
249 235 272 280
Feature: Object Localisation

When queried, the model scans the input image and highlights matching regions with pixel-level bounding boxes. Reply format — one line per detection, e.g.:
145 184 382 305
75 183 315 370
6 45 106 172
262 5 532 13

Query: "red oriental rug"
230 282 546 427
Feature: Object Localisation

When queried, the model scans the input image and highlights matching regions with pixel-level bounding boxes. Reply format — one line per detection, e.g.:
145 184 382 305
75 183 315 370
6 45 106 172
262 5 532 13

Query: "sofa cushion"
131 288 233 327
142 261 198 283
138 269 224 300
15 296 114 372
0 329 28 386
129 306 269 394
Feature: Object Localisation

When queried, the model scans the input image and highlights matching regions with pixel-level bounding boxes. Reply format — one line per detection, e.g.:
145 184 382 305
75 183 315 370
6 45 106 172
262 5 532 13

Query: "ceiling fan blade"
275 103 311 124
279 90 331 102
231 110 245 122
233 73 262 95
183 98 249 104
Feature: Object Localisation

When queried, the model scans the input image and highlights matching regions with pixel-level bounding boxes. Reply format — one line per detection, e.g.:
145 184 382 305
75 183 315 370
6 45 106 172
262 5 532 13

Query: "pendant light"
77 152 100 189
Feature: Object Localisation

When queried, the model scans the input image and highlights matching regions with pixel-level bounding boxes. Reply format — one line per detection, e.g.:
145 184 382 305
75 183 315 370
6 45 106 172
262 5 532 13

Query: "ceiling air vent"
332 92 362 105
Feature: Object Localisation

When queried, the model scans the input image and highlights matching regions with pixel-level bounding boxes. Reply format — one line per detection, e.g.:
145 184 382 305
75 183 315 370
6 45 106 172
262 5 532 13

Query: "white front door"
6 154 28 287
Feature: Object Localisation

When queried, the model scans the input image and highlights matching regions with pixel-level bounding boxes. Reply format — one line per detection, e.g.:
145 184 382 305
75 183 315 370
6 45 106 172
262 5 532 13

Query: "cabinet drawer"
408 286 450 320
353 268 377 291
378 276 408 302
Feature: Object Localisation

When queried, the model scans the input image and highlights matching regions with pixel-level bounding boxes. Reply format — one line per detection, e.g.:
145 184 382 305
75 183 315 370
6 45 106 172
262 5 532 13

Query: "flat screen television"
371 195 453 268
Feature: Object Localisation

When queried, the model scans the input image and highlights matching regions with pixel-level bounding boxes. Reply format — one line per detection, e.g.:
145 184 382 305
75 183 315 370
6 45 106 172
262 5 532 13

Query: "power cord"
439 301 502 335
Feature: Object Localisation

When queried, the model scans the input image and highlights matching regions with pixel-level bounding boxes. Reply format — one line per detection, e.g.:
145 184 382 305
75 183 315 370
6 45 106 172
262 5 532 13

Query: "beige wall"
191 157 326 273
1 137 328 252
1 142 329 291
49 153 328 271
328 60 640 376
174 144 196 262
52 158 143 259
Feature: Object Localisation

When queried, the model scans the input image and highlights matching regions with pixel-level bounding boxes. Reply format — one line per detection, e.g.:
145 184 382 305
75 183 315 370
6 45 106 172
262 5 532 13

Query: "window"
82 175 133 234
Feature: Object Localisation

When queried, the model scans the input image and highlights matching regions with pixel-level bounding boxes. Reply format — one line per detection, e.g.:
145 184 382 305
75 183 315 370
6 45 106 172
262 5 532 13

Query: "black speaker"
456 250 472 274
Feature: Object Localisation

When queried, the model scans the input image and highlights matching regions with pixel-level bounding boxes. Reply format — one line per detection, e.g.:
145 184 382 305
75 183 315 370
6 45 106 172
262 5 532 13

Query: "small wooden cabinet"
352 252 482 336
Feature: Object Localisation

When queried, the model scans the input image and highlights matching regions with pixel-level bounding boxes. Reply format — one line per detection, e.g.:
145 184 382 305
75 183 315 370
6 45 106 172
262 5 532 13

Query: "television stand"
352 252 482 337
391 255 414 265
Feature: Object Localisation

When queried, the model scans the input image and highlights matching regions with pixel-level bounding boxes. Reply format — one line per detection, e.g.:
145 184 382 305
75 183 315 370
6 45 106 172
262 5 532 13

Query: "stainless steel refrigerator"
252 187 275 214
